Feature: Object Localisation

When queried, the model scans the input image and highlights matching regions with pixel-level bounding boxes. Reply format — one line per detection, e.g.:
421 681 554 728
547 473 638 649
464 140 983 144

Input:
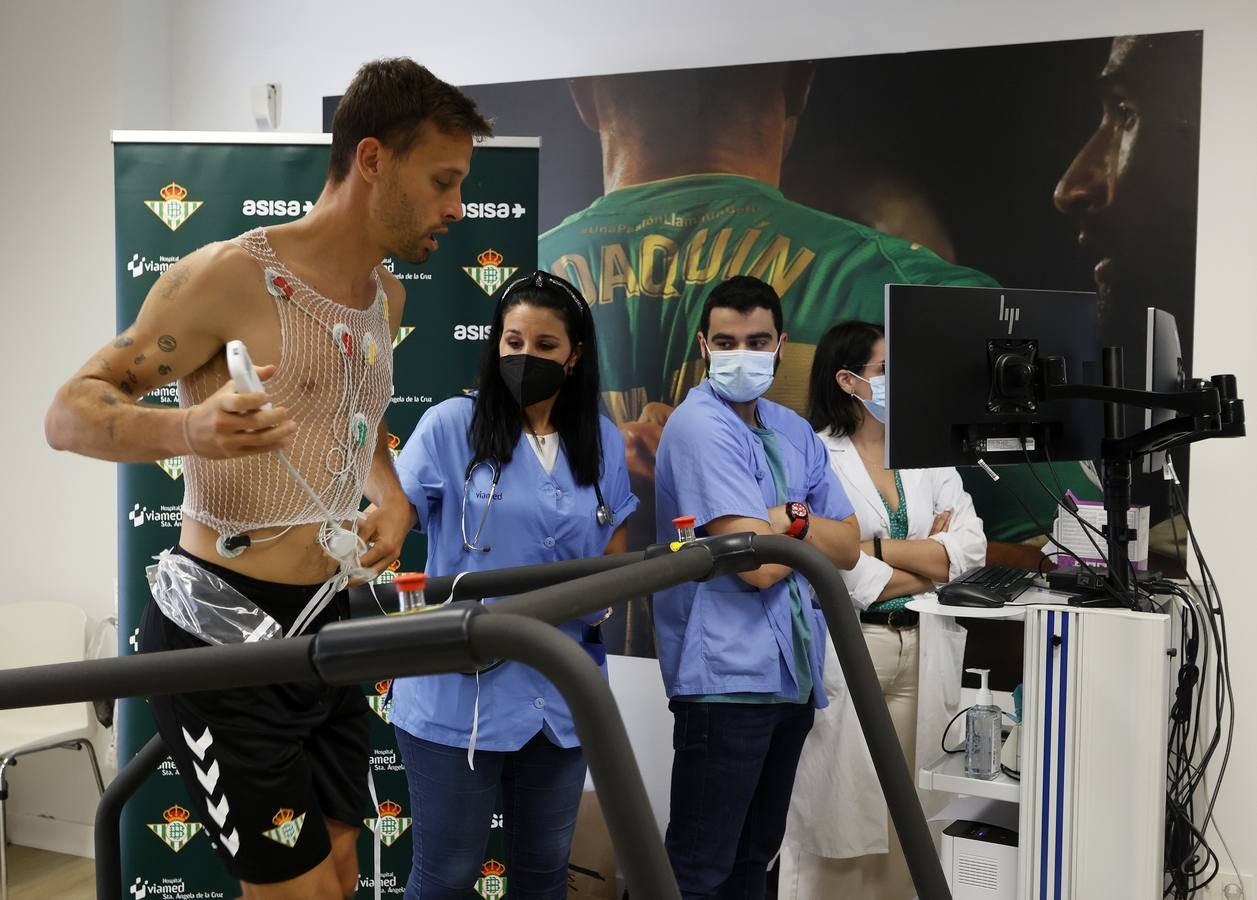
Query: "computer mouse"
937 582 1008 608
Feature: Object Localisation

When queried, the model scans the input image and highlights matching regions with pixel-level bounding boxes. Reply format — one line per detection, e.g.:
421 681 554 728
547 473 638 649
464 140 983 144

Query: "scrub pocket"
700 585 777 679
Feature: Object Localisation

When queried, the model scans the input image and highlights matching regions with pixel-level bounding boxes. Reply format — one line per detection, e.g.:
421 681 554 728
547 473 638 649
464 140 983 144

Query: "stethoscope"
460 457 612 553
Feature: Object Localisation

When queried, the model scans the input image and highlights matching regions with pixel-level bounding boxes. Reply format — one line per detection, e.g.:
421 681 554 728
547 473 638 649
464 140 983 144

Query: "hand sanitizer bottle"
964 667 1002 780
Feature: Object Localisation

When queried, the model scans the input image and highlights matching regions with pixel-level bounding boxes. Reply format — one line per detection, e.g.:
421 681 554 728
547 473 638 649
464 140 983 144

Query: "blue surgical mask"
847 371 888 424
705 341 780 403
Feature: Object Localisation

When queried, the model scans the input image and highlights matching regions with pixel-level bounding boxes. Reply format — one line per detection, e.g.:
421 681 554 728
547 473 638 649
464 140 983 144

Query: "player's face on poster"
1054 34 1201 314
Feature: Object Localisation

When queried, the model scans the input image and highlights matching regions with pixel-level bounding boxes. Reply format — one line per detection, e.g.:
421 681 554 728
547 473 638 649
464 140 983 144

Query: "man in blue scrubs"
653 275 860 899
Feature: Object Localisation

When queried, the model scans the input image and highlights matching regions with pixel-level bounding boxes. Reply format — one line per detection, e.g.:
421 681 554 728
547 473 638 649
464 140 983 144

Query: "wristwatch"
785 501 810 540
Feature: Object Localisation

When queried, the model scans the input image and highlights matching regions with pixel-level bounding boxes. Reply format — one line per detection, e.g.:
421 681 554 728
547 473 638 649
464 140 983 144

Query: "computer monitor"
1143 307 1186 475
885 284 1102 470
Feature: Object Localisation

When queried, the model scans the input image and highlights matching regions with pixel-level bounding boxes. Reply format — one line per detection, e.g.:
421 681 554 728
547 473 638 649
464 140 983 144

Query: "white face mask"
844 371 888 424
705 339 780 403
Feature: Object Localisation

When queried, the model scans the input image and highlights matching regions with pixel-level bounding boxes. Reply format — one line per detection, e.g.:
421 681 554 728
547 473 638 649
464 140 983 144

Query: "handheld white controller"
225 340 272 409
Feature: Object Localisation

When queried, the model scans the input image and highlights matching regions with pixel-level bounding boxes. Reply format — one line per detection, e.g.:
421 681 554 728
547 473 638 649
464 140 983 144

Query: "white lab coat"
783 430 987 859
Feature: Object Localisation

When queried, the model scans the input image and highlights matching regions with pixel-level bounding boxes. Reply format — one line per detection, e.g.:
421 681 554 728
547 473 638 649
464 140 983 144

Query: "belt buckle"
887 609 916 630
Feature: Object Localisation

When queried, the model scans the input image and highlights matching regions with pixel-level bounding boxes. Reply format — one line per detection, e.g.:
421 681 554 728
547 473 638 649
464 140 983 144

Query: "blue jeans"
394 727 587 900
665 700 815 900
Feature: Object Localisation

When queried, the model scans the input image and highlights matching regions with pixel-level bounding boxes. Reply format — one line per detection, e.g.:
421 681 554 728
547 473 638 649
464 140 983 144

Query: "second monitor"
885 284 1102 470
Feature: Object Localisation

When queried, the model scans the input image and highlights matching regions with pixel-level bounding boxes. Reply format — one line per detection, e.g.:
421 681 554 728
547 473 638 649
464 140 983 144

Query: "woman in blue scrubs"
391 270 638 900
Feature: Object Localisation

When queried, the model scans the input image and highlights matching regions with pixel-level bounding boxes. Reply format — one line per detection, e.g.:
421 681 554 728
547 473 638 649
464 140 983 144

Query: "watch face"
788 501 808 520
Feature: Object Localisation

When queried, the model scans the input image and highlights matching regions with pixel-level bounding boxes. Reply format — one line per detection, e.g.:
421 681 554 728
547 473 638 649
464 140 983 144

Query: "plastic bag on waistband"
146 550 281 645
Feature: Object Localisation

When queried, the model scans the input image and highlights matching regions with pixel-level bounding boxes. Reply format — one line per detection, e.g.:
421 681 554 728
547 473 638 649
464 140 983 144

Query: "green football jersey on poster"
539 173 1100 542
540 173 997 421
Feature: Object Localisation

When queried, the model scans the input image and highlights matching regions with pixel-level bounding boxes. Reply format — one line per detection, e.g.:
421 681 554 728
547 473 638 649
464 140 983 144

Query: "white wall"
0 0 172 855
4 0 1255 878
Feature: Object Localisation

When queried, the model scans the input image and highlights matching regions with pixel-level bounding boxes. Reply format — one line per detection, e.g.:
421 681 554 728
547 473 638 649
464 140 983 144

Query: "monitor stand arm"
1028 354 1244 605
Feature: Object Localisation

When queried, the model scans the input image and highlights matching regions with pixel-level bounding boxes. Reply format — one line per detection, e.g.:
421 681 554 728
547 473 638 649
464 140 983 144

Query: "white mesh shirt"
180 228 395 536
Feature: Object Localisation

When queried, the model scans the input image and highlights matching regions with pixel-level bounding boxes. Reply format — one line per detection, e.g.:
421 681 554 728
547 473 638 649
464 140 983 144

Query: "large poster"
114 133 538 899
451 32 1203 655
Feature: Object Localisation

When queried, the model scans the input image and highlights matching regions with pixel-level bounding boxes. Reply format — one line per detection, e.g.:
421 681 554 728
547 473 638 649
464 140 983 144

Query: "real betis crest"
462 249 517 297
261 808 306 848
367 679 392 723
373 559 401 587
145 182 203 232
155 455 183 480
364 799 411 847
147 804 202 852
392 326 414 349
475 859 507 900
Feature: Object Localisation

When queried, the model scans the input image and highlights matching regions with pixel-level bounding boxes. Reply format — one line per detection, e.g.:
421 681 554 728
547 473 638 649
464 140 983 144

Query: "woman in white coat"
778 321 987 899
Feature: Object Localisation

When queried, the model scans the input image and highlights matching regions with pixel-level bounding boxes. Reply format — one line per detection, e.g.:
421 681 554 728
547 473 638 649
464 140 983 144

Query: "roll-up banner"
114 131 538 898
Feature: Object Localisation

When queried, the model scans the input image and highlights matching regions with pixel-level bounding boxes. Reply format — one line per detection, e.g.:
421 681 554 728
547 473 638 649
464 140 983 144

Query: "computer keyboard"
938 565 1038 606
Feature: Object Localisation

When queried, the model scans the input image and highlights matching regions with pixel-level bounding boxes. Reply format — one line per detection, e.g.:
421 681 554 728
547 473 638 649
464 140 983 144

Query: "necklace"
526 423 555 446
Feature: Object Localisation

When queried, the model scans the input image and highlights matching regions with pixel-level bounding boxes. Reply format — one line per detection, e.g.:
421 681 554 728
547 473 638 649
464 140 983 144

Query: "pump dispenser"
964 667 1002 780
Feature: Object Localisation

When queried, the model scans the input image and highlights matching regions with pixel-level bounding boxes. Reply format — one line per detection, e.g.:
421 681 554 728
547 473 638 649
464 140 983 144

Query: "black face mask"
499 354 568 408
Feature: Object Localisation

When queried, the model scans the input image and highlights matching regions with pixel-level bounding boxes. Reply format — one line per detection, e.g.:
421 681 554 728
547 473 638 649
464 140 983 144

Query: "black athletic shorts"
138 546 372 884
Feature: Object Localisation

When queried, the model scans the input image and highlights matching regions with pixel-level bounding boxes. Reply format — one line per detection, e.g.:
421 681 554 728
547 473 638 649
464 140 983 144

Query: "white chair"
0 601 105 900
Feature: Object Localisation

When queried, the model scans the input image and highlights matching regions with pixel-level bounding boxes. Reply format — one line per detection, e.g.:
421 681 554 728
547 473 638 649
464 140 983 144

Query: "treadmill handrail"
0 533 952 900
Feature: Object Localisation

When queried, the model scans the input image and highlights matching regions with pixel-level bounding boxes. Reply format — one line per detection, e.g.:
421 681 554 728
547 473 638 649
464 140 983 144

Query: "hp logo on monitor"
998 295 1020 334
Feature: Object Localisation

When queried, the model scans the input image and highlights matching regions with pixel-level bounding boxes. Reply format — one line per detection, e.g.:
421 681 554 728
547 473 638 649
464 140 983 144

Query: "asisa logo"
460 201 527 220
144 183 202 232
241 198 314 217
453 324 493 341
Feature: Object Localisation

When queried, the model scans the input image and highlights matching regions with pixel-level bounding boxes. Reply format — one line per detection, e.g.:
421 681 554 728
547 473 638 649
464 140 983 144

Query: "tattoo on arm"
113 336 134 349
158 364 172 376
157 335 177 352
99 392 120 407
156 265 191 302
134 354 146 365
